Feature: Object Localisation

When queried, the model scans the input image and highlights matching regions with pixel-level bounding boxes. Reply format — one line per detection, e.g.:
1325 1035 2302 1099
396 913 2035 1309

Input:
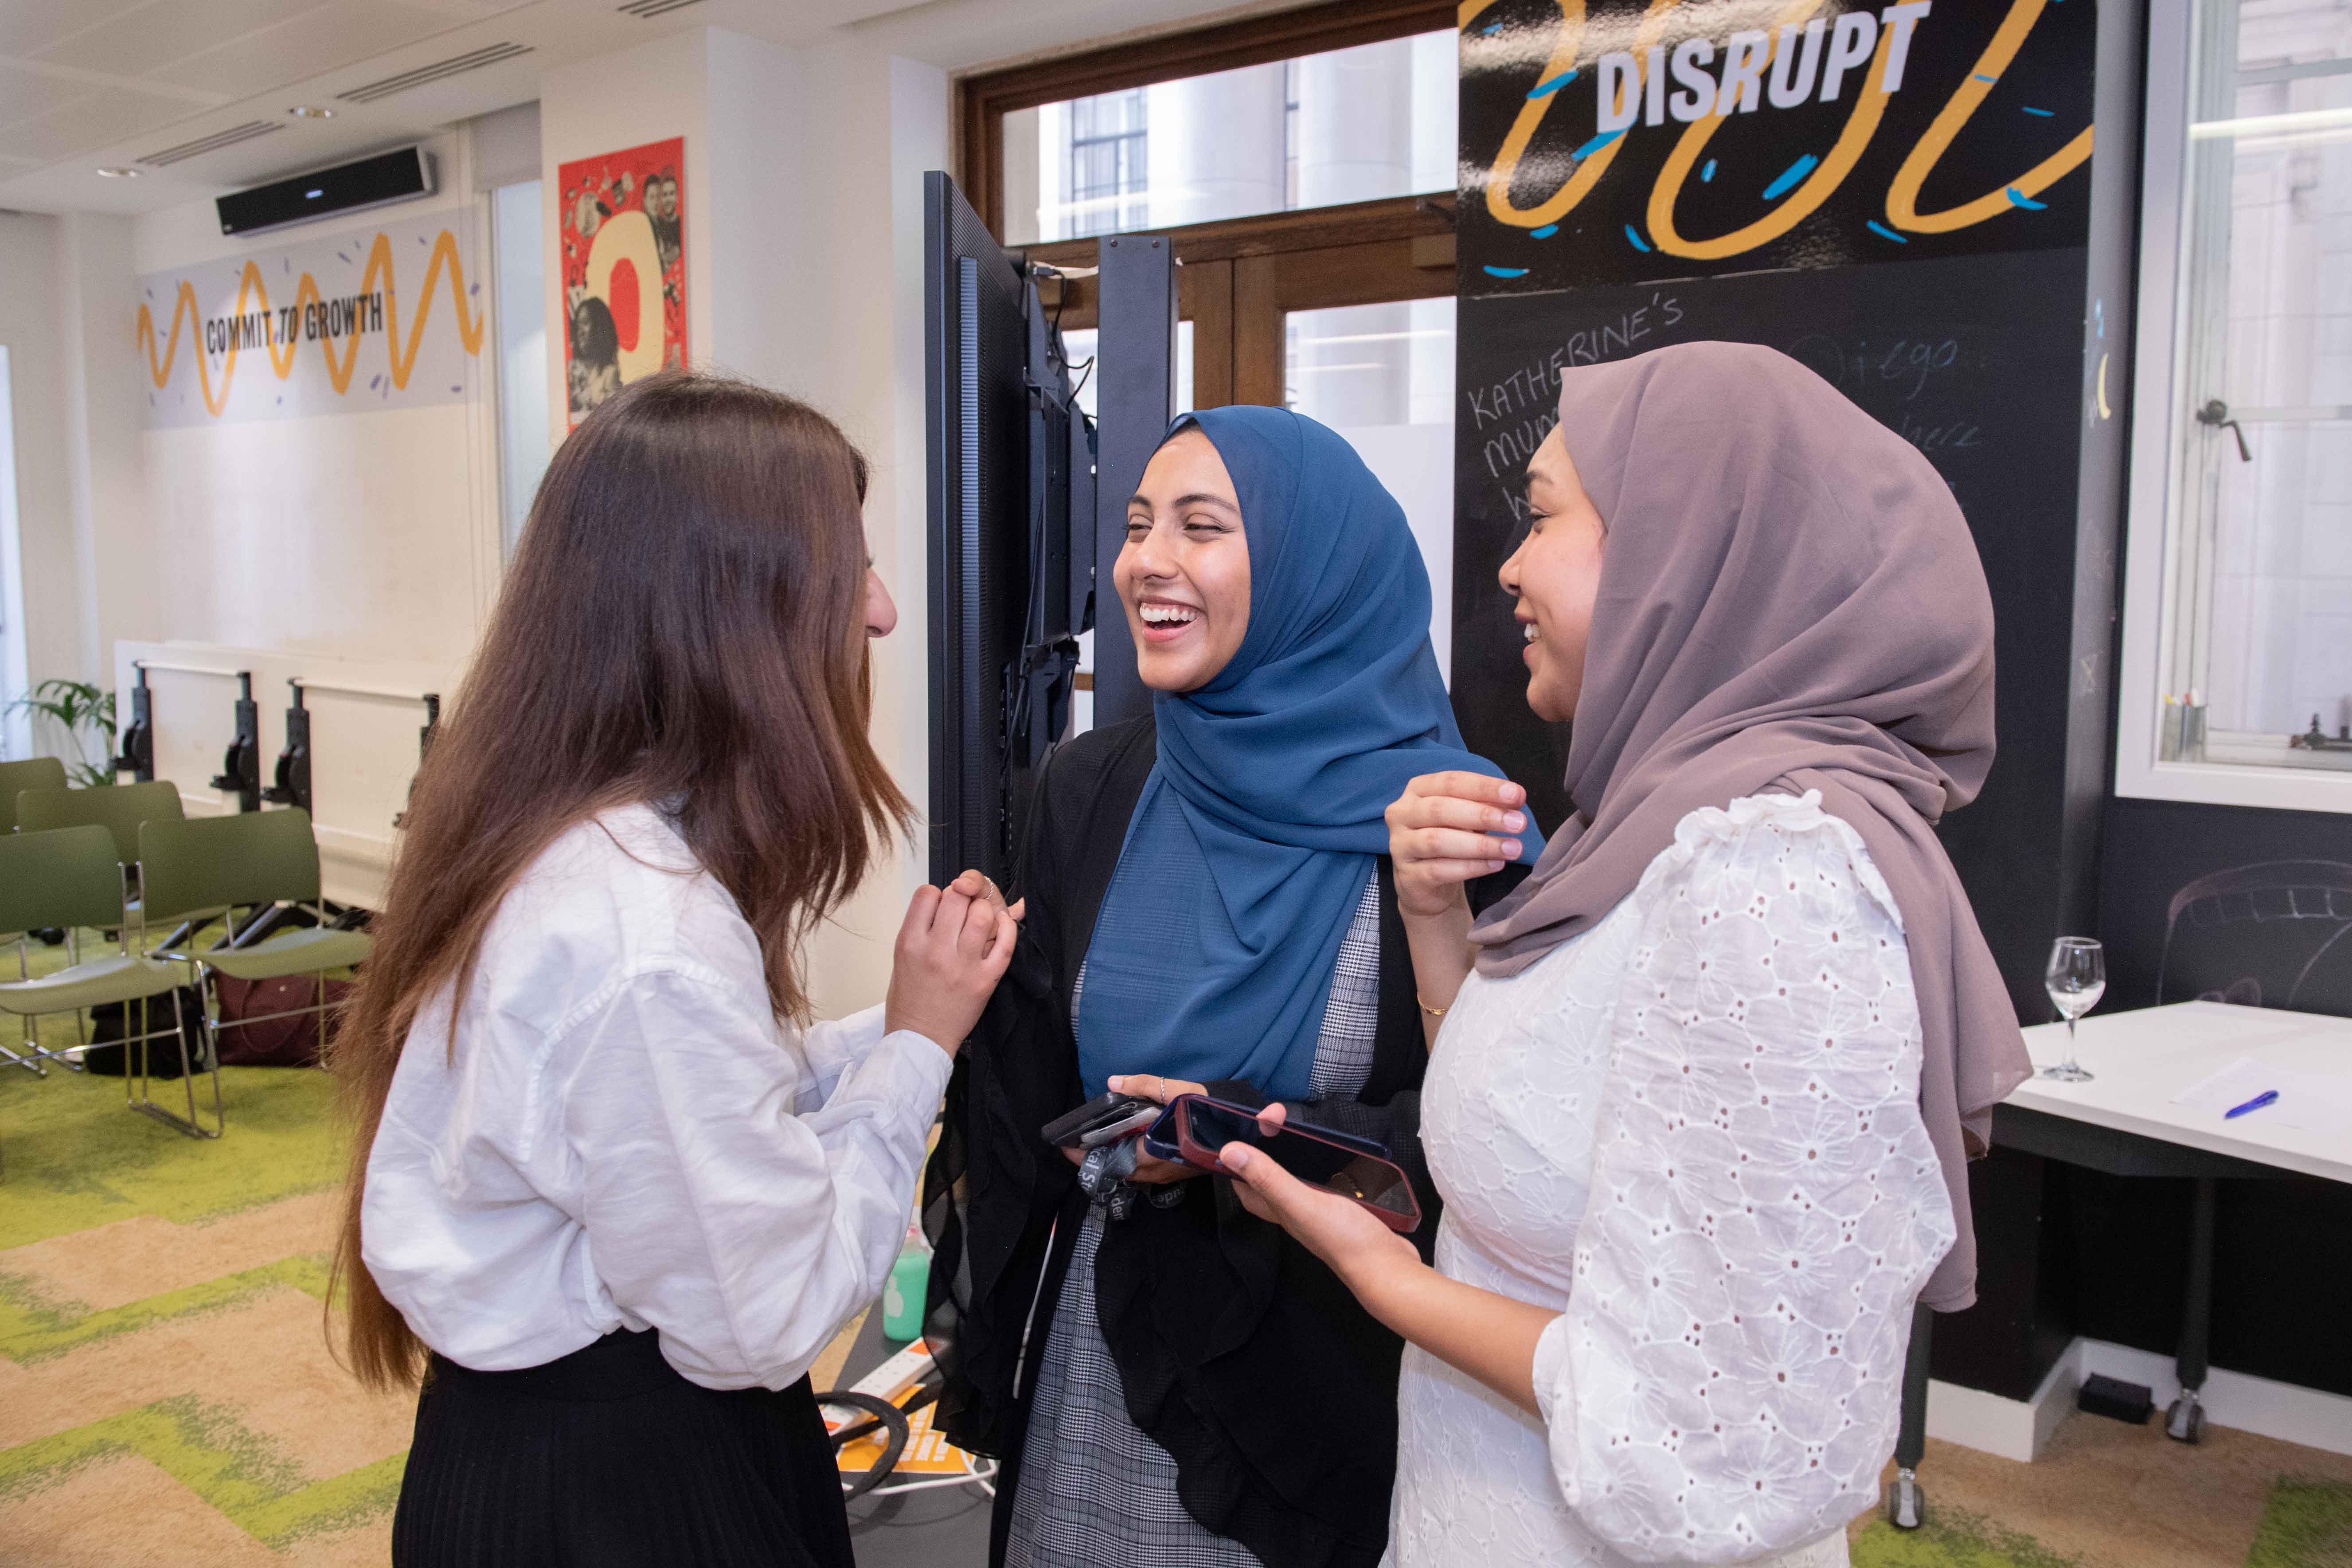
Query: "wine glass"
2042 937 2105 1083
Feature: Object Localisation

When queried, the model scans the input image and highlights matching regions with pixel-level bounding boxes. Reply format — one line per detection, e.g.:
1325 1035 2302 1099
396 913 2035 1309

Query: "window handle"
2197 399 2253 462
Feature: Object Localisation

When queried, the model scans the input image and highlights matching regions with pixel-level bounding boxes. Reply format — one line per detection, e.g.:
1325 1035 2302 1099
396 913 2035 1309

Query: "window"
491 179 551 560
1286 298 1457 681
2122 0 2352 810
1063 90 1150 239
1003 32 1453 246
0 345 26 762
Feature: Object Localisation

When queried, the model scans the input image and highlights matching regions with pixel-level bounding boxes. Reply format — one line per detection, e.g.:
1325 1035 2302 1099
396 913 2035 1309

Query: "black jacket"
922 716 1455 1568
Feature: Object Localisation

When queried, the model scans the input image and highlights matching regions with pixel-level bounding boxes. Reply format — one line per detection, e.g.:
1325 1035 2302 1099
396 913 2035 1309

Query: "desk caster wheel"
2165 1395 2206 1444
1884 1468 1925 1531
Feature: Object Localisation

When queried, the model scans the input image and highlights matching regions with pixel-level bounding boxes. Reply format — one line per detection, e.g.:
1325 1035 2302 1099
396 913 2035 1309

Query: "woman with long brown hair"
335 372 1016 1568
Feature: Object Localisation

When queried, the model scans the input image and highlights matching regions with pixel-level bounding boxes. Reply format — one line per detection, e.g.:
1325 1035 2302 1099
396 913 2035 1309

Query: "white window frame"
2117 0 2352 814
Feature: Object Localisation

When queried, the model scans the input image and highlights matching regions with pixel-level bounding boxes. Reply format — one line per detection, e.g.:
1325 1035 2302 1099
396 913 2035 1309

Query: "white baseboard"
1926 1342 2083 1462
1926 1337 2352 1462
2076 1339 2352 1458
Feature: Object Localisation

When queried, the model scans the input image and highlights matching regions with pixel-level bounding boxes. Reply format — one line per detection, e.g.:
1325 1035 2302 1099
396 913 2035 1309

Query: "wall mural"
1450 0 2103 1014
559 136 687 426
134 211 483 428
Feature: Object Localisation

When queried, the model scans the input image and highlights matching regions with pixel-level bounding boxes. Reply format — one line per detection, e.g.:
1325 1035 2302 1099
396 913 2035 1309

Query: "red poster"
558 136 685 426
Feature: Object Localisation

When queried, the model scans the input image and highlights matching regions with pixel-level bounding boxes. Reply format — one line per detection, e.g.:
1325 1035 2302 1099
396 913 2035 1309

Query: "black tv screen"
922 172 1092 888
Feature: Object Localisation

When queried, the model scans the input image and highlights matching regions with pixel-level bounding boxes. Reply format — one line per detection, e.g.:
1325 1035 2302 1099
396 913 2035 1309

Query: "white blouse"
1391 792 1956 1567
362 803 952 1392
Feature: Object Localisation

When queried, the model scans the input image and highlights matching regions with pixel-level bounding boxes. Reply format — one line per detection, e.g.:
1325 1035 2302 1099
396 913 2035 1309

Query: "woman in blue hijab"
925 407 1535 1568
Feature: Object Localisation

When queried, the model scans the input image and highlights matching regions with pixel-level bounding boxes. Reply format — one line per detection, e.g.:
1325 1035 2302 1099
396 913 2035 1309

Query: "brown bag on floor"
212 974 349 1067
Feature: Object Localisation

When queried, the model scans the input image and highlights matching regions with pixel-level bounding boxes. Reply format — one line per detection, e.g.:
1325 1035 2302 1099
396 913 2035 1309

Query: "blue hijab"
1075 406 1542 1101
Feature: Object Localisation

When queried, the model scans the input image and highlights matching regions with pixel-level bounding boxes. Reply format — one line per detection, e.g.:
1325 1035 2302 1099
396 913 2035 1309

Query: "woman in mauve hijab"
1194 342 2033 1567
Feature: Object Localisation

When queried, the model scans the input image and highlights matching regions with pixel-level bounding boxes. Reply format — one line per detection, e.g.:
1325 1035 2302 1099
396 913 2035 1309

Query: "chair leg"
2166 1177 2216 1443
1885 1302 1933 1530
125 987 223 1140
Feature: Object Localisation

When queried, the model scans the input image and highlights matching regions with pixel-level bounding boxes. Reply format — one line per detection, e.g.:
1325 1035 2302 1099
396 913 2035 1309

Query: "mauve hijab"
1467 340 2031 1312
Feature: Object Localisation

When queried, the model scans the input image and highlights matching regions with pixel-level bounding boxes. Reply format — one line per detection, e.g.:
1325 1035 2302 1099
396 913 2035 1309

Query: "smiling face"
1115 428 1253 692
1499 424 1607 722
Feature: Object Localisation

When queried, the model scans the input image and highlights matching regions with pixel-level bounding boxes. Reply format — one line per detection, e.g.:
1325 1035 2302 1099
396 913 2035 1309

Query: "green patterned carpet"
1 930 411 1566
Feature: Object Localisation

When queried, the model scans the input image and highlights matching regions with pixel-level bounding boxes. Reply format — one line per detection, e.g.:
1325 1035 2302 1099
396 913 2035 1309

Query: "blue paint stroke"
451 384 462 394
1530 223 1559 238
1866 219 1909 243
1481 20 1501 34
1624 224 1651 252
2094 298 2105 338
369 374 382 391
1762 154 1818 201
2004 186 2048 210
1701 158 1717 182
1527 69 1578 99
1571 127 1623 159
1483 265 1531 278
1973 73 1998 83
2021 106 2055 117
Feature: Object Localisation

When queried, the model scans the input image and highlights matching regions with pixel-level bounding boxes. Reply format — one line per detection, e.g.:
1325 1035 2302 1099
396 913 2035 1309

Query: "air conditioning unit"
216 146 437 238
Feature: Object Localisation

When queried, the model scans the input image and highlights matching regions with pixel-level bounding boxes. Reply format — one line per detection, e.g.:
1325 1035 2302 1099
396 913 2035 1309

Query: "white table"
1996 1001 2350 1441
1888 1001 2352 1527
2009 1001 2352 1185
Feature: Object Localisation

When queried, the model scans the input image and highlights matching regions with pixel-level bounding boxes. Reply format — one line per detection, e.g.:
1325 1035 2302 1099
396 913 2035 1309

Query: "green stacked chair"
0 827 198 1160
16 780 184 868
139 809 371 1120
0 756 68 836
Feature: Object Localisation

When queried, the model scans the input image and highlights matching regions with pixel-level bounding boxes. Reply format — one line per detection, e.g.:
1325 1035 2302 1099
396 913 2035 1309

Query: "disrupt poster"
1458 0 2095 293
136 210 484 429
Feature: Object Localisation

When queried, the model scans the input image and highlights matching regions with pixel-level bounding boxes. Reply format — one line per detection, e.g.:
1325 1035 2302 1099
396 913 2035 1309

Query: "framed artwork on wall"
558 136 686 426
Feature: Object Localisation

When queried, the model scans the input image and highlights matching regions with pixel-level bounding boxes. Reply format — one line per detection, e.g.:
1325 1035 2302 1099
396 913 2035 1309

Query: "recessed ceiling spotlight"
96 166 141 178
288 105 333 119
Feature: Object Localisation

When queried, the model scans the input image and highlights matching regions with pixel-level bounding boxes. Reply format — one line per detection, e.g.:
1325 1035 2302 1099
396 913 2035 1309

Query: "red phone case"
1171 1095 1422 1233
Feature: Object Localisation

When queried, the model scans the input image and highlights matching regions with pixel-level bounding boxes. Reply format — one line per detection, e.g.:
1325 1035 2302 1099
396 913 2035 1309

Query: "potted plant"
6 679 117 786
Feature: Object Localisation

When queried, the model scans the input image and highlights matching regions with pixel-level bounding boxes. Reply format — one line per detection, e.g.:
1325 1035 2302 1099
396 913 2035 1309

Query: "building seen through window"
2157 0 2352 773
1002 31 1455 245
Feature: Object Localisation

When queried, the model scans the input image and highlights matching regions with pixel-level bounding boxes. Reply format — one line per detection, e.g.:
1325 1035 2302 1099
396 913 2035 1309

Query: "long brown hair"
331 372 910 1389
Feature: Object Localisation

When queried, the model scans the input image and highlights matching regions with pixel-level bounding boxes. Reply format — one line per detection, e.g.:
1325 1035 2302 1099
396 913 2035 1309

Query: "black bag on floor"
82 987 208 1078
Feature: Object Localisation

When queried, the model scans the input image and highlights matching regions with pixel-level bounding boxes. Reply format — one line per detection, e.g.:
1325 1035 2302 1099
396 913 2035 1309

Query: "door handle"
2196 399 2253 462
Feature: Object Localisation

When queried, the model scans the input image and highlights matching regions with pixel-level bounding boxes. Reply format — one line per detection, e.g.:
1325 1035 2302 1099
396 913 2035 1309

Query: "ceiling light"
288 105 334 119
96 167 141 178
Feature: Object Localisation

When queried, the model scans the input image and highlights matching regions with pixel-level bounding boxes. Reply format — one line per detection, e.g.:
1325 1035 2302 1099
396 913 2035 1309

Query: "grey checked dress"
1003 870 1385 1568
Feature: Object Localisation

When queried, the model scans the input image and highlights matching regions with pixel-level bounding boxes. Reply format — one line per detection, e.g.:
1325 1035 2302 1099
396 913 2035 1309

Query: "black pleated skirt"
391 1329 854 1568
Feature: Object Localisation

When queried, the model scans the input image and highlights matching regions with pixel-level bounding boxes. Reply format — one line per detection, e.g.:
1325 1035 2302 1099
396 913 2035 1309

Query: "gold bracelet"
1418 996 1449 1019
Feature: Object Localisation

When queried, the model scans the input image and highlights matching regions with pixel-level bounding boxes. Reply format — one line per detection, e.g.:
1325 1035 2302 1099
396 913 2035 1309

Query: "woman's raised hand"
884 870 1023 1055
1384 772 1528 919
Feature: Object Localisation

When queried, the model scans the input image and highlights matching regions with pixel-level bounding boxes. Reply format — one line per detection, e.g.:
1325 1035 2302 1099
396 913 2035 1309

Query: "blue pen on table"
2223 1089 2278 1119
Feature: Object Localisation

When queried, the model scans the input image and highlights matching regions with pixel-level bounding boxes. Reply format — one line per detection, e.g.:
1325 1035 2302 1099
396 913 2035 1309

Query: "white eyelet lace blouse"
1389 792 1957 1568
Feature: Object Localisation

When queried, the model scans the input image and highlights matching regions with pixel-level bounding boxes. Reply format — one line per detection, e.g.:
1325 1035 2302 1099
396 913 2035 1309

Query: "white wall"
129 128 503 669
0 211 79 755
539 27 948 1018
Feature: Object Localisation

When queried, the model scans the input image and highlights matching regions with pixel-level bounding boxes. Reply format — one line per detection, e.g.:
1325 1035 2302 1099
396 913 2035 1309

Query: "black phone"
1041 1092 1159 1149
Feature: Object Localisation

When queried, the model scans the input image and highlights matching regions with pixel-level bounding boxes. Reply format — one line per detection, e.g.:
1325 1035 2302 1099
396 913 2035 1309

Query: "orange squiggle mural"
135 228 485 419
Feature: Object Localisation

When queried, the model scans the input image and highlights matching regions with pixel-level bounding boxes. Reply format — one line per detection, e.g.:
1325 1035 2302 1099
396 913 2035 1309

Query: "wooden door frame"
1028 195 1457 408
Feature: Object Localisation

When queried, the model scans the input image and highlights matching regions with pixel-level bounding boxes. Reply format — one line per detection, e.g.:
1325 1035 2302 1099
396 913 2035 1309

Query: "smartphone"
1161 1094 1423 1233
1041 1093 1159 1150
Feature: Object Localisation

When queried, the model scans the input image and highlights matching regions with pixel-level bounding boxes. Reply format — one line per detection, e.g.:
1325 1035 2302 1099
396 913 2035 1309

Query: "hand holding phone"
1040 1093 1161 1150
1146 1095 1422 1233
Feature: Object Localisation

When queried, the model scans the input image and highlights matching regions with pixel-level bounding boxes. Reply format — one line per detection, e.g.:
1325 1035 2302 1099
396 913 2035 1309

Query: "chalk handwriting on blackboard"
1469 292 1684 486
1788 332 1963 401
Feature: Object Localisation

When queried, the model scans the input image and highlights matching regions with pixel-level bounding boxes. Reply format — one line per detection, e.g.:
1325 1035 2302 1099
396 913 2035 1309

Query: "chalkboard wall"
1451 0 2106 1018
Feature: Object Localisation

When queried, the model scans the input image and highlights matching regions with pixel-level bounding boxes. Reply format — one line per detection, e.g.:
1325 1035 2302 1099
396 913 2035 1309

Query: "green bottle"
882 1228 930 1344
